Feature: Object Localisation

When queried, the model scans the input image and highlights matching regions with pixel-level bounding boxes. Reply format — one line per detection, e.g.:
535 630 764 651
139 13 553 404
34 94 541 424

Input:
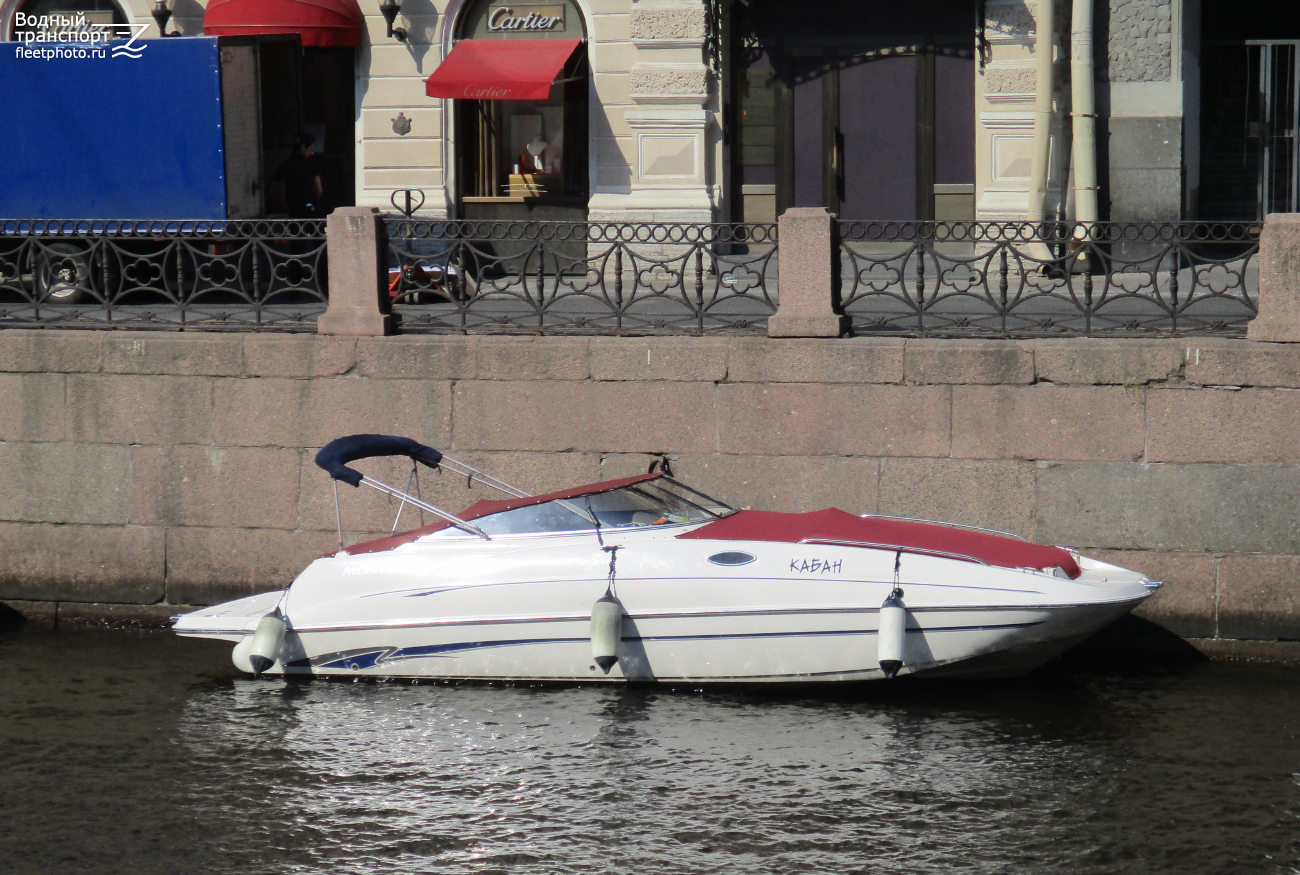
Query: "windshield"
428 478 735 538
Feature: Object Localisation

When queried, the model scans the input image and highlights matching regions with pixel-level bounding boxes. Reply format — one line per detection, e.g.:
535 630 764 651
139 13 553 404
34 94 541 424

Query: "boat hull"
188 598 1147 684
175 529 1157 684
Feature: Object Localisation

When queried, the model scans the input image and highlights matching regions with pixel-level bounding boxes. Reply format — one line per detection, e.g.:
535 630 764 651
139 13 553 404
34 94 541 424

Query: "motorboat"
173 434 1161 684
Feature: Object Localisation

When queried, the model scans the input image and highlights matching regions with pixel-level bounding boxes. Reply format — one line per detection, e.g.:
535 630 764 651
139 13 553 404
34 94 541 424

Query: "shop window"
458 52 587 201
453 0 588 213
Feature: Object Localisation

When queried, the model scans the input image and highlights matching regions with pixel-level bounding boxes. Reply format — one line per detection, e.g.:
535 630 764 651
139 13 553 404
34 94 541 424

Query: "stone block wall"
1102 0 1186 225
1 330 1298 651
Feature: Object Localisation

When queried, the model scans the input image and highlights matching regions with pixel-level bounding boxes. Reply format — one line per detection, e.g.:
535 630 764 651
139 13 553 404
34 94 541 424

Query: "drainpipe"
1070 0 1098 225
1026 0 1055 261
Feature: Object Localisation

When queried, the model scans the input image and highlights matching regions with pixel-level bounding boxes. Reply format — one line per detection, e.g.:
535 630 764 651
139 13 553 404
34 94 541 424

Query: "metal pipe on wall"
1070 0 1098 223
1026 0 1055 227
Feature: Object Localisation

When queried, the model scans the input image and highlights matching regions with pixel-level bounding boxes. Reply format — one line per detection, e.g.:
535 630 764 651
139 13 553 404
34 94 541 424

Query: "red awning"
203 0 365 48
425 38 582 100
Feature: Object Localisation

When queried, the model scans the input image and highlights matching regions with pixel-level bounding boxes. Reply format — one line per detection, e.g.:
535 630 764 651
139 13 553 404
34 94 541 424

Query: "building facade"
2 0 1294 224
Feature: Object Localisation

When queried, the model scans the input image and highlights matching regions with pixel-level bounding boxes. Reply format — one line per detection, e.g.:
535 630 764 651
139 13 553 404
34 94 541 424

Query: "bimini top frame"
314 433 598 547
315 433 522 543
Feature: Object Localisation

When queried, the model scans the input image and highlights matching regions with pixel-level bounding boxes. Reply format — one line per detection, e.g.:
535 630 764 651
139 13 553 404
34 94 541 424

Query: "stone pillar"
768 207 846 338
318 207 394 337
1248 213 1300 343
588 1 714 223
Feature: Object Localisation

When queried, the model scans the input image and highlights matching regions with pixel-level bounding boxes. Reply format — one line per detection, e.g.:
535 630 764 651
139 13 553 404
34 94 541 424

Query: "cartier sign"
486 5 564 31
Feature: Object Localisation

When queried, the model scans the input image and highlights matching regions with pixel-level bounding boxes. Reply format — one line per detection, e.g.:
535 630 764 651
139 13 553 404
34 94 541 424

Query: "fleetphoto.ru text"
10 11 148 60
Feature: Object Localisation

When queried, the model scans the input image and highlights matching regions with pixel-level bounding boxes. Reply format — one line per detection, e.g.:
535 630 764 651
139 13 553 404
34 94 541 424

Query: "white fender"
878 588 907 679
247 608 287 678
590 593 623 674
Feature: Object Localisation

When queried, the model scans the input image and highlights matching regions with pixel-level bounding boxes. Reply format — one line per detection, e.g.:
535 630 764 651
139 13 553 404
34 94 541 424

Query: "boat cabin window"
427 479 734 538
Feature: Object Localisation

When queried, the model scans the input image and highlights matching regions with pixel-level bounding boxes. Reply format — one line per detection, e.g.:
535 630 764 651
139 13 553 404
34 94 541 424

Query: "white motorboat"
173 434 1160 684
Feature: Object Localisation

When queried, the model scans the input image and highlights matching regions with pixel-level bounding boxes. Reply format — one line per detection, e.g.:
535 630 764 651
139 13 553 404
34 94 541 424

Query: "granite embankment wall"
0 330 1297 658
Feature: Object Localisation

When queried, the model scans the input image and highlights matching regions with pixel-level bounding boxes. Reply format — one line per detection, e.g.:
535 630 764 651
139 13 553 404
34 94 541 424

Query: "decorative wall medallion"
392 112 412 136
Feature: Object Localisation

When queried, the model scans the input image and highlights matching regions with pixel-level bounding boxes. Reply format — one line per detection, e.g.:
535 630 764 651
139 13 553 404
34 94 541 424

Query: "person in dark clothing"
274 132 324 218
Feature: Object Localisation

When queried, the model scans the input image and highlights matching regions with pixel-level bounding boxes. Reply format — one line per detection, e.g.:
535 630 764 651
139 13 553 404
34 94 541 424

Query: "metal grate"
0 219 327 330
386 220 778 335
837 221 1260 337
0 215 1264 337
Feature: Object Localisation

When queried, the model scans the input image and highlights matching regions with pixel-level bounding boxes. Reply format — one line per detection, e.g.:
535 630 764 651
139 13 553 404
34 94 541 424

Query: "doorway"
1201 42 1300 219
218 36 356 218
1199 0 1300 219
731 0 975 223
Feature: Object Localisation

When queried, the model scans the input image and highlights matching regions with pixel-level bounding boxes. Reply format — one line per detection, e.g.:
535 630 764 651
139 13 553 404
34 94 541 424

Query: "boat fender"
590 593 623 674
248 607 287 679
878 588 907 679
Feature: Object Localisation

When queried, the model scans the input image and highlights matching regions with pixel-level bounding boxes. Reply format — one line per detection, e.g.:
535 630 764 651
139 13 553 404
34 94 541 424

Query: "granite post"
318 207 394 337
1248 213 1300 343
768 207 846 338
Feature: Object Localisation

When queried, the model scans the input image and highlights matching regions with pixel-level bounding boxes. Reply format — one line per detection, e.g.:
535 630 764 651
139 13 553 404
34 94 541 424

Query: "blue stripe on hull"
305 621 1042 670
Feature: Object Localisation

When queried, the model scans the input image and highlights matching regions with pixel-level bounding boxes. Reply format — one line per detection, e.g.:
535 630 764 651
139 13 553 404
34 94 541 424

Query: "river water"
2 627 1297 875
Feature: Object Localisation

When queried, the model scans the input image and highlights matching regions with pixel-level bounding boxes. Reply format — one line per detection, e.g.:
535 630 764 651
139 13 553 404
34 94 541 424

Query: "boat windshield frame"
420 476 736 540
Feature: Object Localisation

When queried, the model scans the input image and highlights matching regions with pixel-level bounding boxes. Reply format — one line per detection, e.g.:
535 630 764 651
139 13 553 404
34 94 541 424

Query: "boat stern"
171 590 285 643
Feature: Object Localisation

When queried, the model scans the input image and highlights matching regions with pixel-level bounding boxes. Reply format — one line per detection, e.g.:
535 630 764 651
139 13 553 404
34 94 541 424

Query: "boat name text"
790 558 843 574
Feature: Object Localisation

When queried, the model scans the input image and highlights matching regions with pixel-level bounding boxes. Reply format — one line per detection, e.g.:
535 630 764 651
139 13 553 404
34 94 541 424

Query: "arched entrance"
438 0 589 221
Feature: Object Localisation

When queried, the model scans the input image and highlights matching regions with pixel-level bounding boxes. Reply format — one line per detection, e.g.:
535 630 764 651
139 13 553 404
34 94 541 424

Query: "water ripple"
1 629 1298 875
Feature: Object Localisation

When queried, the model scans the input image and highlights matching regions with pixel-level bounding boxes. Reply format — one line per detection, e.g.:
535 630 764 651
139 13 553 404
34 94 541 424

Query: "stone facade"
0 0 1230 226
628 7 705 41
1103 0 1183 226
984 0 1037 39
976 0 1072 220
356 0 717 222
1107 0 1172 83
976 0 1190 223
2 330 1299 652
4 0 716 223
983 66 1037 95
599 0 714 221
627 66 709 100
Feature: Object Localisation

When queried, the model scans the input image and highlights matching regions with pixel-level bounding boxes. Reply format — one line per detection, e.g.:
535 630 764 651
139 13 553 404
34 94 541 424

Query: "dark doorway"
1199 1 1300 219
302 47 358 213
218 36 356 218
1201 43 1300 219
732 0 975 222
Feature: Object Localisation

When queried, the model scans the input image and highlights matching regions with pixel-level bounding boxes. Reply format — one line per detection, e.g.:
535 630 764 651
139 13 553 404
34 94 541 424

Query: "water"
2 627 1298 875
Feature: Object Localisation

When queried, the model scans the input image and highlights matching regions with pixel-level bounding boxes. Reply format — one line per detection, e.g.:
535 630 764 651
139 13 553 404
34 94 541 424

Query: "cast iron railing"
0 219 327 330
386 220 778 334
838 221 1260 336
0 215 1263 337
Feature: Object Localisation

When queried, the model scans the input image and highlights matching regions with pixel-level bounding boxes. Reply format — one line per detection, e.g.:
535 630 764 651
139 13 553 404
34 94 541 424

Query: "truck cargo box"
0 35 305 219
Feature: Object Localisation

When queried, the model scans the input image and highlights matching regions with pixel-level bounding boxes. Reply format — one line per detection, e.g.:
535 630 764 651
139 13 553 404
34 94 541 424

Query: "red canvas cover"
344 473 663 555
203 0 365 47
677 508 1082 578
424 39 581 100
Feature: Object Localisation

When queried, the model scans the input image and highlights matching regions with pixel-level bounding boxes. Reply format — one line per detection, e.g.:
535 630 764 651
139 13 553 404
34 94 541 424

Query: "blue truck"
0 35 305 219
